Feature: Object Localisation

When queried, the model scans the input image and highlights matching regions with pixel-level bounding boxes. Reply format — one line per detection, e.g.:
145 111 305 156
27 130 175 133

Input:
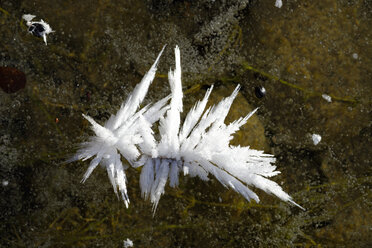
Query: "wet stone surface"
0 0 371 247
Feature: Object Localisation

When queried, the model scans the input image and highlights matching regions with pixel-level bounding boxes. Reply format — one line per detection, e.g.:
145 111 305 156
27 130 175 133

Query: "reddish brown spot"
0 67 27 93
86 91 91 101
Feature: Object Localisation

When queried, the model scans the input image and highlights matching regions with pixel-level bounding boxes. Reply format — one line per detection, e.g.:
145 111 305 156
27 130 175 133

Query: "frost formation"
68 46 169 207
71 46 303 212
22 14 54 45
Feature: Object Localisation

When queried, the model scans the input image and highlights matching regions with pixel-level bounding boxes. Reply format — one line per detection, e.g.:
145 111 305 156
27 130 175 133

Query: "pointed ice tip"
152 204 159 217
43 34 47 45
233 84 241 93
229 84 240 99
174 46 181 63
153 45 167 67
61 154 79 165
290 200 305 211
82 114 97 126
244 107 259 121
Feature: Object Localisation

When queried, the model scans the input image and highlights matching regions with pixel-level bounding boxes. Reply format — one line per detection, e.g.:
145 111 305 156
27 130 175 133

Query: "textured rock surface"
0 0 371 247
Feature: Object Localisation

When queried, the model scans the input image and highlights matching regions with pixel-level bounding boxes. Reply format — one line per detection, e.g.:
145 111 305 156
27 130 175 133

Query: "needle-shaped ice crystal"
68 46 168 207
137 46 303 212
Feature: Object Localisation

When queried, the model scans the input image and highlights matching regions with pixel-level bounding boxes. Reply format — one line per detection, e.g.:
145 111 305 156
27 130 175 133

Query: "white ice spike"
69 47 168 207
70 45 303 212
137 46 303 212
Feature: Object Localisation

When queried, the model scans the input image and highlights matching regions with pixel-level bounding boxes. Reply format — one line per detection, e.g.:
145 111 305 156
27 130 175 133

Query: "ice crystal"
312 134 322 145
136 46 303 211
123 238 133 248
70 45 303 212
275 0 283 8
69 46 168 207
322 94 332 103
22 14 54 45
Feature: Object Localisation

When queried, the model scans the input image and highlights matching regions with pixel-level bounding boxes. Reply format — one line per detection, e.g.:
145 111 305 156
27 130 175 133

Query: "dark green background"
0 0 371 247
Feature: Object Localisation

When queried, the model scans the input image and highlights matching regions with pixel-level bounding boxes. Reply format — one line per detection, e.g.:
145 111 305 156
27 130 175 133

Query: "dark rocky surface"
0 0 371 247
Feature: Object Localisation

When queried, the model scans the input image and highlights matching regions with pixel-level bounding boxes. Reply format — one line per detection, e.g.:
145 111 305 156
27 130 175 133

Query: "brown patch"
0 67 27 93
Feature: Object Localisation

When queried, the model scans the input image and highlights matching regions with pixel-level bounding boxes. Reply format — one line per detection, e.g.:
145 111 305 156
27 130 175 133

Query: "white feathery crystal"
137 46 303 212
70 45 303 212
68 46 168 208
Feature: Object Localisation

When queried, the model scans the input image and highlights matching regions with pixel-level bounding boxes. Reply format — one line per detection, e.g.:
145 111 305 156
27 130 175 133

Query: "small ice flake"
275 0 283 8
322 94 332 102
352 53 358 59
123 238 133 248
312 134 322 145
2 180 9 186
22 14 54 45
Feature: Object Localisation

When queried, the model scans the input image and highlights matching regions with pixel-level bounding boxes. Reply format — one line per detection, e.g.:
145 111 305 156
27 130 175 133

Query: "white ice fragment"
322 94 332 102
312 134 322 145
2 180 9 186
137 46 303 212
22 14 54 45
352 53 358 59
275 0 283 8
22 14 36 22
123 238 133 248
69 46 167 208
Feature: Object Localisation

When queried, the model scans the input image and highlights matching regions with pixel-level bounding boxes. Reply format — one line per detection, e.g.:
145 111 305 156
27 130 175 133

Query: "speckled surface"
0 0 371 247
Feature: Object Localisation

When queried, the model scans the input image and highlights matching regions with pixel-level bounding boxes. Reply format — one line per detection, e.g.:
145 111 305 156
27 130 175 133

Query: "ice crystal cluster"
70 46 302 212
